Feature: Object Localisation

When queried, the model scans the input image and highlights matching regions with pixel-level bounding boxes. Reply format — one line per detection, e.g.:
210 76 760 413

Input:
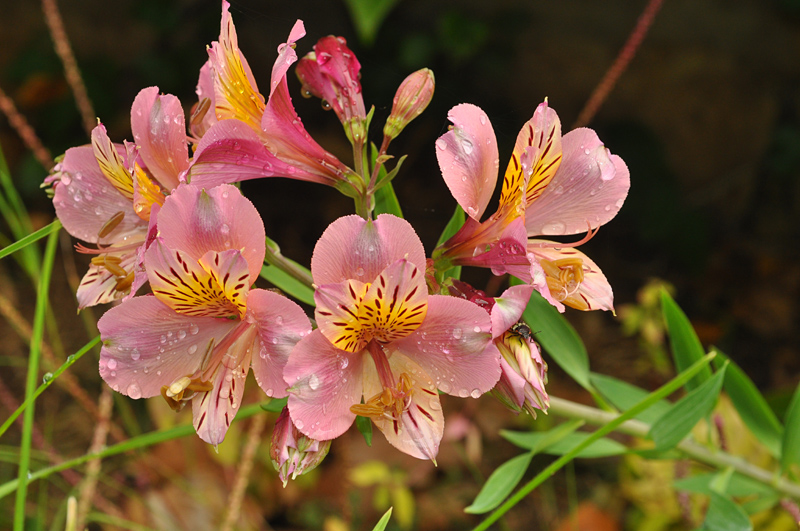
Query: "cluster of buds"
271 408 331 486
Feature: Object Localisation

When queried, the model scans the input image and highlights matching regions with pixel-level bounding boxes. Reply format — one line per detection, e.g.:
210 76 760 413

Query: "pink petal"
207 0 265 131
188 119 326 185
192 343 249 445
76 250 137 309
530 245 615 312
123 202 161 304
362 353 443 461
192 61 217 138
491 284 534 338
156 184 265 282
51 145 146 243
284 330 365 440
270 20 305 97
525 128 630 236
311 214 426 285
436 104 498 220
130 87 188 191
247 289 313 398
390 295 500 396
510 102 563 208
260 78 350 186
98 295 238 399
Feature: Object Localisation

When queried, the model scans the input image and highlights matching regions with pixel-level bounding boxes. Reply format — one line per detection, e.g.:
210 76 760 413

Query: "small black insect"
510 321 533 340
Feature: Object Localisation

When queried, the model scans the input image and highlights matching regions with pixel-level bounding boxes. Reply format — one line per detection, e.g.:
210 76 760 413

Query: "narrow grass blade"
468 421 584 514
780 382 800 473
370 507 393 531
501 430 626 458
661 290 712 391
590 372 672 424
648 364 727 451
472 352 717 531
0 401 269 500
0 335 100 438
0 220 61 261
14 227 59 530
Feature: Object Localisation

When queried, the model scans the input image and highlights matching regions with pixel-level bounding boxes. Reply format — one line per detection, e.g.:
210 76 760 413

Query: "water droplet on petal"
458 388 469 398
107 359 118 370
220 224 230 234
473 325 481 333
308 373 320 390
177 330 187 340
127 382 142 399
295 419 304 430
452 328 463 340
130 349 141 361
470 388 481 399
188 345 198 355
356 267 365 276
435 138 447 151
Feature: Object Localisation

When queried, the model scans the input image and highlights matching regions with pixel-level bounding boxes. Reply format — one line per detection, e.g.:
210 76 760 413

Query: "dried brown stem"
0 291 126 441
220 414 267 531
75 387 114 528
0 86 54 170
573 0 665 128
41 0 96 136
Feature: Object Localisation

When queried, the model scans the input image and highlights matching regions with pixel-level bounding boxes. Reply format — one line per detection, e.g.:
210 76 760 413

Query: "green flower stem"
263 237 314 289
548 396 800 499
0 335 101 439
472 352 717 531
0 401 272 500
14 227 59 530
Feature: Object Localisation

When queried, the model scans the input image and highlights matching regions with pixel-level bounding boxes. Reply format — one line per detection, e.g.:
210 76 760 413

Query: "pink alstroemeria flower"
45 87 190 308
433 101 630 312
188 1 357 193
295 35 367 145
284 214 501 461
98 184 311 445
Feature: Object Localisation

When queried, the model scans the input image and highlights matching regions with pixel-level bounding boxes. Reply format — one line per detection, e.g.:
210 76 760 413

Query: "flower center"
540 257 584 303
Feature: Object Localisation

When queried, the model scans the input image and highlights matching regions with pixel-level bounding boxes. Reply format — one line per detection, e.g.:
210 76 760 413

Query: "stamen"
541 257 585 302
98 211 125 239
529 223 598 249
350 373 414 421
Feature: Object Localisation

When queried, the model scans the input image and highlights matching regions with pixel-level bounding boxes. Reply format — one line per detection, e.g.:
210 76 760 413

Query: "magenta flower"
433 101 630 312
295 35 367 144
98 184 311 445
284 214 501 461
188 2 357 193
45 87 190 308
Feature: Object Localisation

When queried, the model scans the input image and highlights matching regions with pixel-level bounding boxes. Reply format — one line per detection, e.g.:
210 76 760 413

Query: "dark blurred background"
1 0 799 527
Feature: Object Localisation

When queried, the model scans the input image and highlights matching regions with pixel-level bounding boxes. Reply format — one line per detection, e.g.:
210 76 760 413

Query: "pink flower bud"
492 326 549 417
384 68 435 140
270 407 331 486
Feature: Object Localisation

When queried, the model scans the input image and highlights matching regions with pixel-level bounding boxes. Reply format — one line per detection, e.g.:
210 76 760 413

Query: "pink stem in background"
573 0 665 128
0 86 54 170
42 0 96 137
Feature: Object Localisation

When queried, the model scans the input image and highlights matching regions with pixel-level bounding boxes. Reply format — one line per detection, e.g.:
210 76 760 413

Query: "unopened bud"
492 328 549 417
270 407 331 486
384 68 435 140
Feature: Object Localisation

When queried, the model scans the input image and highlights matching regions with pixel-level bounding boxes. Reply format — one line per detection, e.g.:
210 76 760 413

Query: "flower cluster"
45 1 628 480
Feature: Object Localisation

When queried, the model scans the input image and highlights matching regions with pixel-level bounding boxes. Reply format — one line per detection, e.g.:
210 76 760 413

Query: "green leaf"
780 382 800 472
648 364 727 451
436 205 465 248
465 452 534 514
434 205 465 281
373 181 403 217
259 397 288 413
370 507 393 531
501 430 626 458
356 415 373 447
343 0 400 46
711 348 783 457
674 471 776 498
701 492 753 531
523 290 592 391
467 420 582 514
590 372 673 424
259 265 315 306
662 290 712 391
